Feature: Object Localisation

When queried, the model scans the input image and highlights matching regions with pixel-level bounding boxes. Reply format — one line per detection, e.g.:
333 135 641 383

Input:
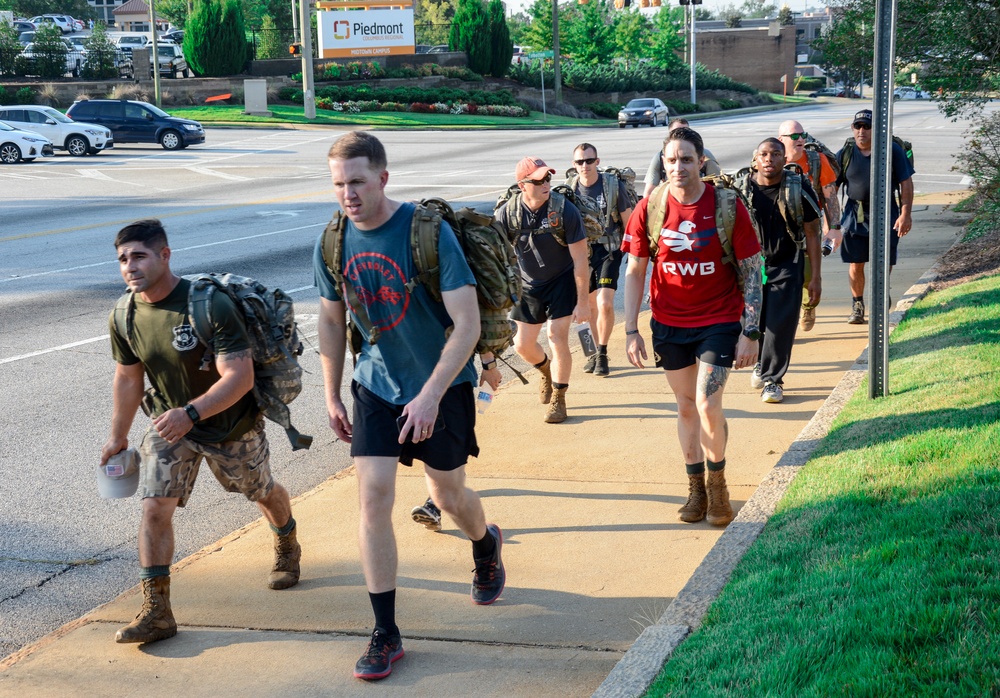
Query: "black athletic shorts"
650 320 741 371
841 229 899 265
350 381 479 471
511 269 577 325
589 244 624 292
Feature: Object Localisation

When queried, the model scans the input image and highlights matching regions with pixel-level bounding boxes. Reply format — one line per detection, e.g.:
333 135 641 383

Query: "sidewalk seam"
591 259 945 698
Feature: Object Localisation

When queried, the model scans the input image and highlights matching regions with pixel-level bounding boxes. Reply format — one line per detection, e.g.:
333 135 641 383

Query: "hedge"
508 61 756 95
279 85 526 108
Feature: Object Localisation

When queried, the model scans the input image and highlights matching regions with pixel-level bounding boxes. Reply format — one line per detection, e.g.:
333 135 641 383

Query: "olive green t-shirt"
109 278 258 443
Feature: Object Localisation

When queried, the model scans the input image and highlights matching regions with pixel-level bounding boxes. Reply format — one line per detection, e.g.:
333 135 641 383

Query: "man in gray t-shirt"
494 156 591 424
569 143 633 377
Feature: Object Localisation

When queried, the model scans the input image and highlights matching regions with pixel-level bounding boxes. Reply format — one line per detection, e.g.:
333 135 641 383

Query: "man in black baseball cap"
835 108 915 324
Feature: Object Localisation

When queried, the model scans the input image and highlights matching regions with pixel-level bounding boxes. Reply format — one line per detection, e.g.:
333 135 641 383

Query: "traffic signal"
289 43 302 56
678 0 702 4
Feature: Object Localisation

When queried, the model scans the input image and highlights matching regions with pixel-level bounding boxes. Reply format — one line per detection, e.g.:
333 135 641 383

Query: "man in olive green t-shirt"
100 219 300 646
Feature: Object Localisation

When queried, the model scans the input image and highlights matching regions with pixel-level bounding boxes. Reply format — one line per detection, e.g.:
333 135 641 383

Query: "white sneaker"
761 382 784 403
750 363 765 390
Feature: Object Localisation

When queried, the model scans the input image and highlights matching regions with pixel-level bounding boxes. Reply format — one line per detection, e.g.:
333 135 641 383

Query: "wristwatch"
742 328 761 341
183 403 201 424
481 359 497 371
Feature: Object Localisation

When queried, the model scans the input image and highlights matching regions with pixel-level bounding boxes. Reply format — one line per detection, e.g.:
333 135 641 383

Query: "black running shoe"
593 353 609 377
410 498 442 532
583 353 597 373
471 524 505 605
354 628 404 680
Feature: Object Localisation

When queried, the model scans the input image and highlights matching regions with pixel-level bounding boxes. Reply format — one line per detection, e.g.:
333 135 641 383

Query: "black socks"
370 589 399 637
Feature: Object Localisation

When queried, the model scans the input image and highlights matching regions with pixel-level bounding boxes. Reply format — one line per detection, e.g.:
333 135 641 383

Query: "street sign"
527 51 553 59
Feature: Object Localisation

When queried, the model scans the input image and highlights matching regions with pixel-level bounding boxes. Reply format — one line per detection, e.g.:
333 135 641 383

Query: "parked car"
28 15 73 33
12 20 36 33
66 99 205 150
161 28 184 43
0 105 113 156
0 120 55 163
154 42 191 78
808 86 860 98
894 86 929 100
18 41 85 78
115 34 150 54
618 98 669 128
426 44 449 53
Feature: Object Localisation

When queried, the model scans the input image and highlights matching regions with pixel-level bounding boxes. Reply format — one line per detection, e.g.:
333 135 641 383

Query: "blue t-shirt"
313 202 478 404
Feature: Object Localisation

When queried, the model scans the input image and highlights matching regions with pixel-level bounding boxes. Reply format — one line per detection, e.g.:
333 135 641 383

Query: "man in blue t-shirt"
314 132 504 681
495 156 591 424
837 108 915 324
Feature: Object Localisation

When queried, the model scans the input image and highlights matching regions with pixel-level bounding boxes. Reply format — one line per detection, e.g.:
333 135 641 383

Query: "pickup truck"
115 34 150 54
154 42 191 78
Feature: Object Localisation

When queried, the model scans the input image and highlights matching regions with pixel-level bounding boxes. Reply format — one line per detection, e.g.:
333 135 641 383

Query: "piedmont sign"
317 8 415 58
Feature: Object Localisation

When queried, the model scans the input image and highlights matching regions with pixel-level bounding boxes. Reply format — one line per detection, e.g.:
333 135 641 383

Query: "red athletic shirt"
622 183 761 328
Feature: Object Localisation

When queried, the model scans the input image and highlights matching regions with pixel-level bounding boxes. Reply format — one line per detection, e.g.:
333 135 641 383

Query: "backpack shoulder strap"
805 149 823 196
112 291 136 352
407 204 443 301
321 211 382 344
714 184 737 268
547 189 568 246
186 274 220 372
645 183 670 259
602 171 619 224
837 139 854 187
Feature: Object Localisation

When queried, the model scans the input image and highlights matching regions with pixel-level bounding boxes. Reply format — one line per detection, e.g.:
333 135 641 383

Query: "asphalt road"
0 99 978 659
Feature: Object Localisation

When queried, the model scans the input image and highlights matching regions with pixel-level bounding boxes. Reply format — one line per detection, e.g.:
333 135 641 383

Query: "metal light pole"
299 0 315 119
292 0 300 44
868 0 898 398
689 3 697 104
552 0 562 104
149 0 161 107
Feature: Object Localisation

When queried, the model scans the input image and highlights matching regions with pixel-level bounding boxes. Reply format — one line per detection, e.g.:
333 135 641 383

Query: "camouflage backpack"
731 165 820 251
322 199 521 359
645 177 763 291
564 166 640 229
495 184 605 249
113 273 312 451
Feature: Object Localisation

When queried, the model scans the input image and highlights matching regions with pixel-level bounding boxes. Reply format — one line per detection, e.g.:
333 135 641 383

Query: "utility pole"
680 0 701 105
149 0 161 107
292 0 300 44
299 0 315 119
552 0 561 104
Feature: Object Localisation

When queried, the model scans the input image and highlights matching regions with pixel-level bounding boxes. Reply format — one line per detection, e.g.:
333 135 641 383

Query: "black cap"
853 109 873 125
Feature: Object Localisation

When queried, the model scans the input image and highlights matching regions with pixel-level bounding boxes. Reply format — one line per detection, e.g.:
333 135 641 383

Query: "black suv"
65 99 204 150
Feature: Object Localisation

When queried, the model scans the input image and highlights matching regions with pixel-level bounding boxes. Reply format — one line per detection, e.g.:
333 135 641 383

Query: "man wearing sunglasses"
569 143 633 377
495 156 591 424
836 109 915 324
778 120 842 332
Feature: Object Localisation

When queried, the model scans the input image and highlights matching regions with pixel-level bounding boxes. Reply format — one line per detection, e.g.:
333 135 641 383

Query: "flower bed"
313 95 528 117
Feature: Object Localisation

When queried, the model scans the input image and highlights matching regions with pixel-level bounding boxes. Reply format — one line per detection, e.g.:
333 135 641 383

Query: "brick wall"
695 24 796 94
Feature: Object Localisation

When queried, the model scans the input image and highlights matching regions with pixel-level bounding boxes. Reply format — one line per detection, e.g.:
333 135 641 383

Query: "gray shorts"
138 416 273 507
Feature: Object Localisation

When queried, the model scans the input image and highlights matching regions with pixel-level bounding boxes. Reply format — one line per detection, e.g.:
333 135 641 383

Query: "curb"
592 261 944 698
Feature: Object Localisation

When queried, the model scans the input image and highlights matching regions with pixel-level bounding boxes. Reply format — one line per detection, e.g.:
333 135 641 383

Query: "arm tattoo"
823 184 841 229
739 255 763 330
698 362 731 399
218 348 253 363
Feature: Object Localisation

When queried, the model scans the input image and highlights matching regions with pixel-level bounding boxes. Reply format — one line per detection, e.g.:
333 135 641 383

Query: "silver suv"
0 105 113 156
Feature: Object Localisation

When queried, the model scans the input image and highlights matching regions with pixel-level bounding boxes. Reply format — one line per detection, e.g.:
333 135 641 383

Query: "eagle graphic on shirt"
659 220 715 253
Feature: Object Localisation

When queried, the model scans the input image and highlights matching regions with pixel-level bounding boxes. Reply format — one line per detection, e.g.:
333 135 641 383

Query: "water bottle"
822 238 834 256
576 322 597 357
476 382 494 415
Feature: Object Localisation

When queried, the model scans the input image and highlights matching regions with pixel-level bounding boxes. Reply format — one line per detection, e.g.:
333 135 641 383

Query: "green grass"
167 104 608 129
646 274 1000 696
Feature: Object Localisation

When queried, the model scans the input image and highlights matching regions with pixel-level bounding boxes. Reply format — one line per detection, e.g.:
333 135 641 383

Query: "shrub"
25 24 69 79
507 60 756 95
257 15 292 60
718 99 741 110
585 102 620 119
185 0 249 76
486 0 512 78
16 86 36 104
450 0 491 75
664 99 700 114
965 112 1000 207
0 23 22 76
81 22 119 80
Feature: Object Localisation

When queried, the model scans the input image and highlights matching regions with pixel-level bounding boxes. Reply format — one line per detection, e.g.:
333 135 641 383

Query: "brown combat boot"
706 470 734 526
268 524 301 590
537 357 553 405
544 386 567 423
115 576 177 644
677 474 707 523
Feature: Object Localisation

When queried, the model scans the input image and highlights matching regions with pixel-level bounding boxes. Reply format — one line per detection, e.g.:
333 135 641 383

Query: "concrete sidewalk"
0 200 964 697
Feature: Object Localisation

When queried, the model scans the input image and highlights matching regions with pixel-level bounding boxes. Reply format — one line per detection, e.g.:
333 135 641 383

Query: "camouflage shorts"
138 416 273 507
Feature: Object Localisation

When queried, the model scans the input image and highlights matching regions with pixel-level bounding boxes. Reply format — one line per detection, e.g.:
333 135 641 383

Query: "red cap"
515 156 556 182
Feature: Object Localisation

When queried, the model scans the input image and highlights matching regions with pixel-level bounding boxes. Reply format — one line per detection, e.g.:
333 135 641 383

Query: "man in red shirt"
622 127 762 527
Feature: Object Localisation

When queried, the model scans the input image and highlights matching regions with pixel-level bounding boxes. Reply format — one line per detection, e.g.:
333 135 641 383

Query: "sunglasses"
573 157 598 166
780 132 806 140
522 174 552 185
853 123 872 130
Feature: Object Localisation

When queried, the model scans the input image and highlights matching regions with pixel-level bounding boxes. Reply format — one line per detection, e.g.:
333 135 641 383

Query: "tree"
257 13 291 59
415 0 454 45
449 0 490 74
821 0 1000 118
649 6 683 70
0 21 21 76
811 3 873 99
718 4 743 28
184 0 248 77
522 0 552 53
739 0 776 19
12 0 94 20
157 0 190 29
612 8 652 67
777 4 793 25
506 10 530 46
563 0 614 65
81 20 118 79
486 0 512 77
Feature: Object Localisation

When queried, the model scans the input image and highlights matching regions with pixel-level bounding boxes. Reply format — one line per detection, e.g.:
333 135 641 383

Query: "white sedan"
894 87 930 100
0 121 55 163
